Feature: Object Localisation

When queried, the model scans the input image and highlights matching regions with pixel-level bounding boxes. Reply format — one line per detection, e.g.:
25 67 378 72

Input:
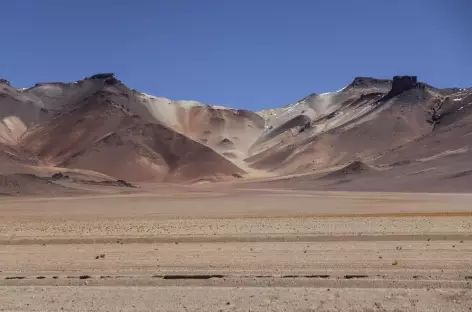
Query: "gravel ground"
1 189 471 311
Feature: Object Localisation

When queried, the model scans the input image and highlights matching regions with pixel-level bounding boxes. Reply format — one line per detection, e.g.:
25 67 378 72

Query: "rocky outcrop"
347 77 391 90
218 138 235 149
382 76 419 101
86 73 115 80
104 77 120 85
0 79 11 86
390 76 417 94
84 73 120 85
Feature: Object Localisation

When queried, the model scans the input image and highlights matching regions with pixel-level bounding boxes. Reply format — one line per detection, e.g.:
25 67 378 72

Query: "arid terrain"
1 186 472 311
1 74 472 193
1 74 472 311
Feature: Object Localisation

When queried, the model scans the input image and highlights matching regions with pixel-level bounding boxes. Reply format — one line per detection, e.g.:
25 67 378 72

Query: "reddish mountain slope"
19 90 244 182
1 73 471 192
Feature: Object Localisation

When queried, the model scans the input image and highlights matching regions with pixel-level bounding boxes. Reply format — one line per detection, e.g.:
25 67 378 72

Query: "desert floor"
1 185 472 311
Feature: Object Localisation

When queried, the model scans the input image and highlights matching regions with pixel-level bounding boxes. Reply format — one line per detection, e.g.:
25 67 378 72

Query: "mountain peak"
392 75 417 89
0 79 11 87
347 77 392 89
85 73 115 80
0 72 471 192
84 73 120 85
381 75 420 101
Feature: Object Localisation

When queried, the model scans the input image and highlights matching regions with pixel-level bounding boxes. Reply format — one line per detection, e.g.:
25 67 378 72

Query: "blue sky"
1 0 470 110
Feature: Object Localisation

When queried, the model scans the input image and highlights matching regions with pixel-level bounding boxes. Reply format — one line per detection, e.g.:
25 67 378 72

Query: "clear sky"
2 0 470 110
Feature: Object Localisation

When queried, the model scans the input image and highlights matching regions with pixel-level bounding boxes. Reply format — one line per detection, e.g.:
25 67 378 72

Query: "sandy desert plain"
1 181 472 312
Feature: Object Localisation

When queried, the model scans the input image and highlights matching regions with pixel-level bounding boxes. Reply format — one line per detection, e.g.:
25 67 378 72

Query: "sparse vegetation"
95 254 106 259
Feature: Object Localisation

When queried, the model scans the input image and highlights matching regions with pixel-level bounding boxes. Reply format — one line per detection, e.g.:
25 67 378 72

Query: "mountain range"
1 74 471 195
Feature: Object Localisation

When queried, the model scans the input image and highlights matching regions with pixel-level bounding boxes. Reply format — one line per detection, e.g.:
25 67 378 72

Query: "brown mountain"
1 74 471 193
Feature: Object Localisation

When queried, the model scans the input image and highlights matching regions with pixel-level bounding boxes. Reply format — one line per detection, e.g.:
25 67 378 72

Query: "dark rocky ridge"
0 79 11 87
386 76 417 95
380 76 425 102
347 77 392 90
86 73 115 80
82 73 120 85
